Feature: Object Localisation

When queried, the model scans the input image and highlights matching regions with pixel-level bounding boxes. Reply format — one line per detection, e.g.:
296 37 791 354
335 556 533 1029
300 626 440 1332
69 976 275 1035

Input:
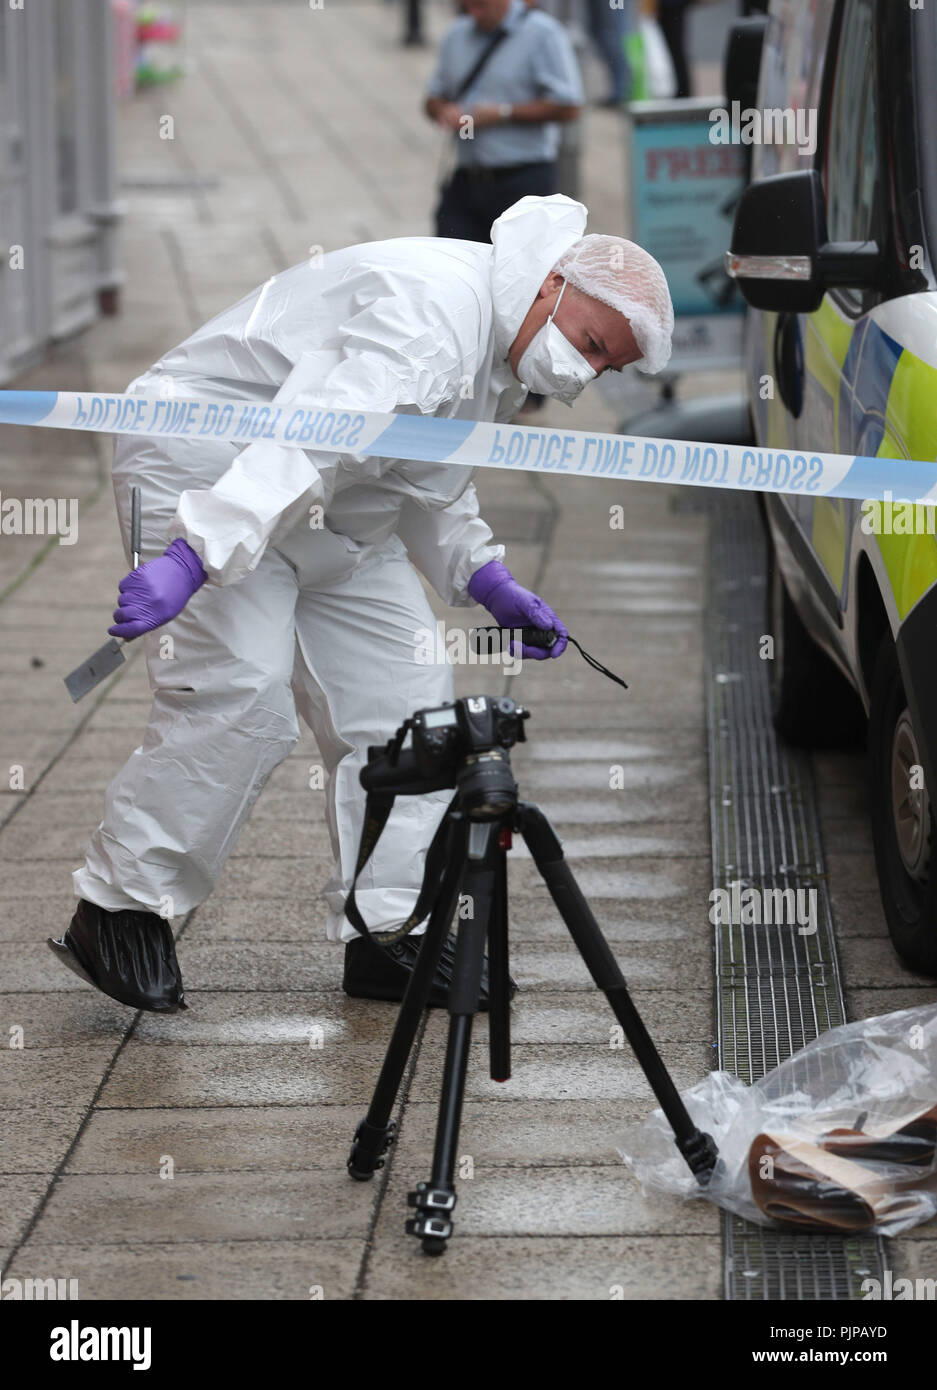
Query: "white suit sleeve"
168 415 325 587
396 483 504 608
169 279 480 585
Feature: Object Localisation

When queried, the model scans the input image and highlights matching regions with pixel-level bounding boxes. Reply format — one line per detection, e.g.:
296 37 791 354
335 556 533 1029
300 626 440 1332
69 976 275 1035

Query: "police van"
727 0 937 975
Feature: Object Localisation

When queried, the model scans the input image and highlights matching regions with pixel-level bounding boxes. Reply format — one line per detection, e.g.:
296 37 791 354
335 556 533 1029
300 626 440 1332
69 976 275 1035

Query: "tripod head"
361 695 529 821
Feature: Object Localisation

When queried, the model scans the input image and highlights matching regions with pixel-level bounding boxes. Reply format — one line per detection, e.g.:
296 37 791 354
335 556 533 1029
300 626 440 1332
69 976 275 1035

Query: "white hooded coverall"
74 195 589 941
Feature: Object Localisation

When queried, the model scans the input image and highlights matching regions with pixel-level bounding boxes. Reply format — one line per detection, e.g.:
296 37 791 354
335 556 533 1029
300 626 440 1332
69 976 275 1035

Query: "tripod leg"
517 804 718 1182
487 827 511 1083
347 821 467 1181
407 822 492 1254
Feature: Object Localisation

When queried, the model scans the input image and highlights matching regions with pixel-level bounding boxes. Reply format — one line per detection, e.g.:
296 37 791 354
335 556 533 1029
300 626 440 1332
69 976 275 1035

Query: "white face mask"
516 279 597 405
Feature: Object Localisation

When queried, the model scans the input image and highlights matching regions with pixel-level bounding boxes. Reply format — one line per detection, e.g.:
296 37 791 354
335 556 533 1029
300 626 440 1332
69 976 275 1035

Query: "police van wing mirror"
725 169 880 312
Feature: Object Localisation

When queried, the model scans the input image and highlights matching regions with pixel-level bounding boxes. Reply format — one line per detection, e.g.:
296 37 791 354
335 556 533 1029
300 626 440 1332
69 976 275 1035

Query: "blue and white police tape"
3 388 937 505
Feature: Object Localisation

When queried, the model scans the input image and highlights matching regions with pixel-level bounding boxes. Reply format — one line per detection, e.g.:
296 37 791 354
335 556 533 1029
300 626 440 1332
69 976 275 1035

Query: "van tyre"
868 633 937 977
767 551 864 748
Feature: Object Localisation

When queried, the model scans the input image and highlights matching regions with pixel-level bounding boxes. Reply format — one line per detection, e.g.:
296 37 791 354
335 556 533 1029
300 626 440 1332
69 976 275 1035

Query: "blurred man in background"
658 0 692 98
583 0 636 106
425 0 583 241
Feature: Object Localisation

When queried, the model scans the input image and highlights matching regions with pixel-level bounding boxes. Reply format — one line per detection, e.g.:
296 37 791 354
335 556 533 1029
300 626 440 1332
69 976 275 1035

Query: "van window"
824 0 880 262
754 0 836 181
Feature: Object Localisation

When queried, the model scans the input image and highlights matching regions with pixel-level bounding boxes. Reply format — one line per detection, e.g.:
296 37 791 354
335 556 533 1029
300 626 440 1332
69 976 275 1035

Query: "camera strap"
566 636 629 691
343 789 459 948
471 625 628 689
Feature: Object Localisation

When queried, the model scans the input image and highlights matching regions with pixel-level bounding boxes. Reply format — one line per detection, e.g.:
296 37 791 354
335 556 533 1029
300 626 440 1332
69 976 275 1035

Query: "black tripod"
345 698 717 1255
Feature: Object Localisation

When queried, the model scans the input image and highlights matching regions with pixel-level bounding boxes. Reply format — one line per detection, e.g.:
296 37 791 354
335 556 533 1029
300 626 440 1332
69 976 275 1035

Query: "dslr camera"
362 695 528 820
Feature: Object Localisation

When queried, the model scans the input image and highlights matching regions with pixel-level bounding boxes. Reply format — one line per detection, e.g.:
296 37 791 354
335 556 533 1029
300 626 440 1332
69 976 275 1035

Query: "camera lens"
456 750 516 820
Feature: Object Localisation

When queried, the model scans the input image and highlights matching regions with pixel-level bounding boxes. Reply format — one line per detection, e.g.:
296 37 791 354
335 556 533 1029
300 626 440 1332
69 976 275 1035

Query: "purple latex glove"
108 537 207 639
467 560 568 661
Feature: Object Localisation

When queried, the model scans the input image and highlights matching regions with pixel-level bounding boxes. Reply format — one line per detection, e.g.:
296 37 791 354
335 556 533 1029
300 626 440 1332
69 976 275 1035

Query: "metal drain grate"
728 1220 885 1301
703 490 886 1300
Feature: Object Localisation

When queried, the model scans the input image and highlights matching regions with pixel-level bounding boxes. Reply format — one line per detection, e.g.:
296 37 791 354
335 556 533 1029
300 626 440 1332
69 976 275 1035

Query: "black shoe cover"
342 931 517 1011
48 899 187 1013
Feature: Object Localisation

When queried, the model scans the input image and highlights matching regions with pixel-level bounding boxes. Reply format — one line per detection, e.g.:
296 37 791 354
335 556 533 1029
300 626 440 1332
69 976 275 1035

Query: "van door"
804 0 886 610
746 0 836 491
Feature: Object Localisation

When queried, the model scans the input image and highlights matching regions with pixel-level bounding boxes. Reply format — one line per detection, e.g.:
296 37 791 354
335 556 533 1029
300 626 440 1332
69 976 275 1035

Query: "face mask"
516 279 597 405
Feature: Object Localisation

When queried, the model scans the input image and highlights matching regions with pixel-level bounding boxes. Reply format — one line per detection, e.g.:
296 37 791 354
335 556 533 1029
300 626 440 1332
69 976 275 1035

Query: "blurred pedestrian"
425 0 583 242
657 0 691 98
583 0 637 106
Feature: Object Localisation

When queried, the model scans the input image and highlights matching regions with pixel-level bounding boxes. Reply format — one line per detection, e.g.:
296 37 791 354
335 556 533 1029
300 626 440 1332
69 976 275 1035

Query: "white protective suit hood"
489 195 589 365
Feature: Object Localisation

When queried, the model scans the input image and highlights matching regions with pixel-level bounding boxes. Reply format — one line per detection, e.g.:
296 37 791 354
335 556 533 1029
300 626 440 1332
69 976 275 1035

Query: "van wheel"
868 633 937 976
766 550 865 748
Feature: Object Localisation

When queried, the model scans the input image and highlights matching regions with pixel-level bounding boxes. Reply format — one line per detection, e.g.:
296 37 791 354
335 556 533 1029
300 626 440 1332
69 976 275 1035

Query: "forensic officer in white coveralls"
49 195 673 1013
